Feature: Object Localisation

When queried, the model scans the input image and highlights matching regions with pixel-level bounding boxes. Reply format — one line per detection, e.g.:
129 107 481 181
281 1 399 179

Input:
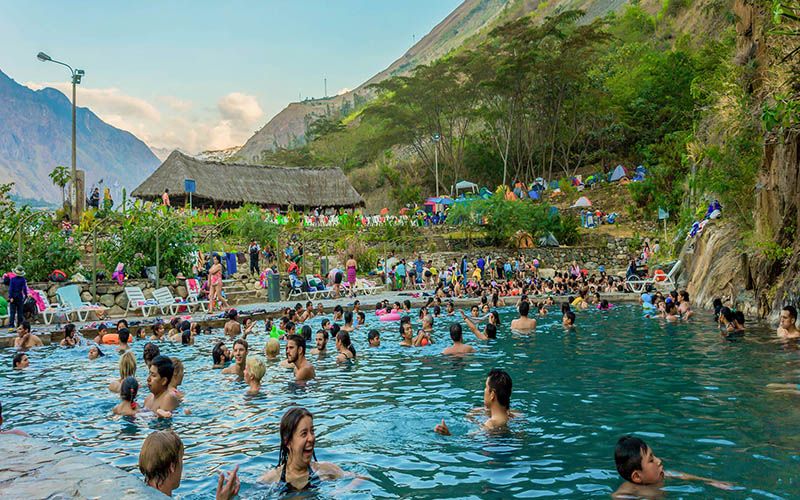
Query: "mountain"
193 146 240 163
0 69 160 203
236 0 511 162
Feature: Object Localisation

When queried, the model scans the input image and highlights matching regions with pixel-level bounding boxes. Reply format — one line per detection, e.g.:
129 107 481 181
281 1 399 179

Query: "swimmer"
60 323 79 347
0 401 30 437
316 302 324 315
242 317 256 336
442 323 474 355
260 407 352 490
356 311 365 326
224 310 242 337
335 331 356 362
612 435 733 498
661 301 679 322
368 330 381 347
311 330 328 356
332 305 343 322
222 339 248 377
244 356 267 395
118 328 132 352
169 358 185 400
421 314 434 333
286 334 315 382
719 307 744 333
777 305 800 339
144 355 180 418
563 310 576 328
678 291 694 319
113 376 140 416
399 321 427 347
109 351 137 393
139 430 239 499
510 302 536 333
435 368 512 435
341 312 354 333
150 322 166 341
12 352 29 370
88 344 105 360
300 325 313 343
93 323 111 344
143 342 160 367
212 341 232 368
460 310 497 340
264 338 280 361
14 321 43 349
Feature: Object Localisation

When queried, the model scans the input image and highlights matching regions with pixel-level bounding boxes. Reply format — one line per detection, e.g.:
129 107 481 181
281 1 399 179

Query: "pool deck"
0 433 167 499
1 290 641 347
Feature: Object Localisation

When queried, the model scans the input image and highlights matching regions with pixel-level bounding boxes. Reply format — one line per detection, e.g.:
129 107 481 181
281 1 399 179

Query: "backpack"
49 269 67 282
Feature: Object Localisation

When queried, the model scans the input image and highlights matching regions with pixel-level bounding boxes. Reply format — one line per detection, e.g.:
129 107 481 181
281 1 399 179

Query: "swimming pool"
2 305 799 498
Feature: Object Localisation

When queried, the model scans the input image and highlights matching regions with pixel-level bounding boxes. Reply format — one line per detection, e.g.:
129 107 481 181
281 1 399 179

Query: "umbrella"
380 208 389 215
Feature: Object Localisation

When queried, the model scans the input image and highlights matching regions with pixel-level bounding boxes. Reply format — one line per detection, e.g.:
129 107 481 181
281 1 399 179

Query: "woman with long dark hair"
335 331 356 362
260 407 349 491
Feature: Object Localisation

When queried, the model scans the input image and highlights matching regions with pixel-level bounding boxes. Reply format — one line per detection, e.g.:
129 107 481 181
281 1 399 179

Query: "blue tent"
609 165 628 182
632 165 647 181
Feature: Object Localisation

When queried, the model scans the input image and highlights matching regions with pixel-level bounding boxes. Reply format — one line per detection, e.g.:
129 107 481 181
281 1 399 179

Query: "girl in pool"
88 344 104 360
113 376 140 416
261 407 351 491
150 322 166 341
243 317 256 336
169 357 185 400
212 341 231 368
244 356 266 395
109 351 137 393
335 331 356 362
60 323 79 347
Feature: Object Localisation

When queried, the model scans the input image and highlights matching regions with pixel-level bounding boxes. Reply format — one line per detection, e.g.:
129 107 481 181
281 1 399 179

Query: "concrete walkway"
0 433 167 499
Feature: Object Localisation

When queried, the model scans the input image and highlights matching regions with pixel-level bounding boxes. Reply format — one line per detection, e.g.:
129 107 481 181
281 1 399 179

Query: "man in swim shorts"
777 305 800 339
510 301 536 333
224 310 242 337
286 334 315 382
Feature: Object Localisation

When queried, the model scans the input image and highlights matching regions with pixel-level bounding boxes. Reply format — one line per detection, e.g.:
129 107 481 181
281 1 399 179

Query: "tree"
49 165 71 208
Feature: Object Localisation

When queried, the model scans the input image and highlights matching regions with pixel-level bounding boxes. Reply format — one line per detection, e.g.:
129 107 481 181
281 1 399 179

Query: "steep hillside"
236 0 510 161
0 70 160 203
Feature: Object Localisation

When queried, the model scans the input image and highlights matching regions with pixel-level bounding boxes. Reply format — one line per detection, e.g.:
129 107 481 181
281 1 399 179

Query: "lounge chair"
186 278 209 312
34 290 74 325
152 287 195 315
124 286 158 317
626 260 682 293
304 275 330 300
56 284 106 322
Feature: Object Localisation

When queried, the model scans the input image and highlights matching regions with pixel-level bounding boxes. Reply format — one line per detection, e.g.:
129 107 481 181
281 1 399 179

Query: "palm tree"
49 165 71 209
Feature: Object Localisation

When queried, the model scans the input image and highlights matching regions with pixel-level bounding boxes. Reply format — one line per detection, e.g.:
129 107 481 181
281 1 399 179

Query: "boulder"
99 294 116 308
80 291 93 302
107 305 126 318
115 293 129 308
539 268 556 278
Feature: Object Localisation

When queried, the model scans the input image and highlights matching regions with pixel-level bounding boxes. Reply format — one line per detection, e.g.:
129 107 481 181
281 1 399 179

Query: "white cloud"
23 82 265 154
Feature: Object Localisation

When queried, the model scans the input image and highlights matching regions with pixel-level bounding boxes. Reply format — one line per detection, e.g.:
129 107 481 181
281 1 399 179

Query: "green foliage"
762 95 800 131
228 204 281 244
48 165 71 207
756 240 794 264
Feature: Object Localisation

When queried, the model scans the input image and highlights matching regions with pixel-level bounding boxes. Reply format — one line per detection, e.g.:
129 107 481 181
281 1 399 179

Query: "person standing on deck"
248 240 261 276
7 266 27 329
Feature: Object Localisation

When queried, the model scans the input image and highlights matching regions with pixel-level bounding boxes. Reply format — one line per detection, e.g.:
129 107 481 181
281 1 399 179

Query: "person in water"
224 310 242 338
143 342 160 367
335 331 356 362
212 341 232 368
113 376 140 416
510 301 536 333
14 321 43 349
222 338 248 377
12 352 29 369
139 429 240 498
286 334 315 382
117 328 132 352
435 368 513 435
563 310 576 328
442 323 475 355
88 344 105 360
60 323 79 347
264 338 280 361
109 350 137 393
244 356 267 395
144 355 181 418
260 407 351 490
0 400 30 437
368 329 381 347
612 435 733 498
459 310 497 340
777 305 800 339
169 358 185 400
311 330 328 356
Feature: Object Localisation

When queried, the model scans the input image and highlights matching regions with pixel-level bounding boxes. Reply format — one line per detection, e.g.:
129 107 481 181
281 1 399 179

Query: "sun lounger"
152 287 196 315
35 290 74 325
626 260 681 293
186 278 209 312
304 275 330 300
56 284 106 322
124 286 158 317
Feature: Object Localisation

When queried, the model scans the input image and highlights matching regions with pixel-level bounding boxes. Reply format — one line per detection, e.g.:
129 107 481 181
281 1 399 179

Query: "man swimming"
222 338 248 377
777 305 800 339
311 330 328 356
435 368 512 435
14 322 43 349
144 355 181 418
286 334 315 382
442 323 474 355
224 310 242 337
510 301 536 333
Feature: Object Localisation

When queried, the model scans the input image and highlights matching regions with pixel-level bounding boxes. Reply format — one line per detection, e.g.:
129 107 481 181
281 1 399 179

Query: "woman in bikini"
209 254 224 313
345 254 357 297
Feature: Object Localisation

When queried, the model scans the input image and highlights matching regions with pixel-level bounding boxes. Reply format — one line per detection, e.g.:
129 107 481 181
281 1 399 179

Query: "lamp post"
37 51 84 220
432 133 441 197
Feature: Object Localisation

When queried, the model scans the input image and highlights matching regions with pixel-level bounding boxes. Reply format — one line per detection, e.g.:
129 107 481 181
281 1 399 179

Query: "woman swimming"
113 376 140 416
335 331 356 362
109 351 137 393
60 323 79 347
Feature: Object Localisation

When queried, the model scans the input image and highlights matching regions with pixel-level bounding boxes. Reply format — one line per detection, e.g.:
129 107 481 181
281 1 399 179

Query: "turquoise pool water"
2 305 799 498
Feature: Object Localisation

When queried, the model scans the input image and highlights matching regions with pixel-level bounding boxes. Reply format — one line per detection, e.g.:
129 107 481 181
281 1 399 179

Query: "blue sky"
0 1 461 152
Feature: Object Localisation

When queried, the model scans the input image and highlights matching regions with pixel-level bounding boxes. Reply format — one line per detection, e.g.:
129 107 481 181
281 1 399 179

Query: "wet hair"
735 310 745 325
403 300 411 310
120 376 138 402
449 323 463 342
368 330 380 343
139 430 184 488
301 325 313 341
433 305 441 315
64 323 76 338
181 330 191 345
333 305 343 314
720 307 735 323
117 319 129 329
212 342 227 365
518 301 530 317
615 435 648 481
118 328 130 344
143 343 160 366
330 323 341 336
321 319 331 329
285 321 296 333
233 338 249 352
20 321 30 332
150 355 174 384
277 407 316 466
180 321 191 332
92 344 105 357
783 305 798 321
286 334 306 355
490 310 500 325
317 329 329 343
712 298 724 321
344 311 353 325
246 356 267 382
679 290 689 302
12 352 26 368
337 331 356 357
119 351 137 378
357 311 365 323
600 299 609 309
564 311 576 325
487 368 512 409
485 323 497 339
400 315 411 325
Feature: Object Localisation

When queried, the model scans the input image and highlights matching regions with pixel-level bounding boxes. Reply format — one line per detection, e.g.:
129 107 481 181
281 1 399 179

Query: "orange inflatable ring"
101 333 120 345
654 269 667 282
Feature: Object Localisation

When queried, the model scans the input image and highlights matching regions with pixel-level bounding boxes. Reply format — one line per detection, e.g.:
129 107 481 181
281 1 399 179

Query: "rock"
539 268 556 278
115 293 129 308
175 286 187 298
80 291 93 302
108 305 125 317
99 294 116 307
96 284 123 295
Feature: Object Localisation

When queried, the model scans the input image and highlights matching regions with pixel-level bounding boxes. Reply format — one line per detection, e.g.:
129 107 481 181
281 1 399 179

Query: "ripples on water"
2 305 799 498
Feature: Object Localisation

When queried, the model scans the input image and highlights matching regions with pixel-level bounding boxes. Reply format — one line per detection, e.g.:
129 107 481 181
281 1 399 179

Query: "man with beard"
286 334 315 382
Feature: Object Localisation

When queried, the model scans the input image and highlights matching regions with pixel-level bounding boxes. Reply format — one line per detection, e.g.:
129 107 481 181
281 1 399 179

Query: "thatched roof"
132 151 364 209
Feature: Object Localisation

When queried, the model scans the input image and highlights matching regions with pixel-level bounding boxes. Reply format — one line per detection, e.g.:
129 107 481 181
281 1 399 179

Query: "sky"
0 1 461 153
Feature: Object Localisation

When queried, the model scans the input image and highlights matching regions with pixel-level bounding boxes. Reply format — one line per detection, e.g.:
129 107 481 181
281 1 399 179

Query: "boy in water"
286 334 315 382
144 355 181 418
435 368 512 435
612 436 732 498
222 338 248 377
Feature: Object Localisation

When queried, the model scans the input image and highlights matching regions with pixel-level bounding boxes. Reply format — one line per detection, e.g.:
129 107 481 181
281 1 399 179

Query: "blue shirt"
477 258 485 271
414 259 424 275
8 276 27 299
396 264 406 277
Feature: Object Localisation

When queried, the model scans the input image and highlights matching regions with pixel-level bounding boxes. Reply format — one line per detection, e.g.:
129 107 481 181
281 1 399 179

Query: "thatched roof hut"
132 151 364 210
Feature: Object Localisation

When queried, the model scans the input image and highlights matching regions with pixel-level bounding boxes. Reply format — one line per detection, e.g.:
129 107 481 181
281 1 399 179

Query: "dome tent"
571 196 592 208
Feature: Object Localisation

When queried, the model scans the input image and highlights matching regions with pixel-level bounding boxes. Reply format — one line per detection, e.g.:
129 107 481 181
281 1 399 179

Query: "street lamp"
37 51 84 220
432 133 441 197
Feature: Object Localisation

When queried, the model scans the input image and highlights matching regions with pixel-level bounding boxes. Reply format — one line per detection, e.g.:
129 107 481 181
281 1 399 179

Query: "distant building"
132 150 364 210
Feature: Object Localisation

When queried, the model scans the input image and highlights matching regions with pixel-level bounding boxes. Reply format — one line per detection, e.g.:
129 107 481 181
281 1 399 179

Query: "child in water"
113 376 140 416
612 435 733 498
